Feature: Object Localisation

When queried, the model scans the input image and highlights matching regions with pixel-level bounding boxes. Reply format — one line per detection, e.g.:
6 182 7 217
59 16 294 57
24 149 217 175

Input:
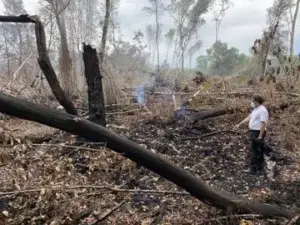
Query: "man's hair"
253 95 264 105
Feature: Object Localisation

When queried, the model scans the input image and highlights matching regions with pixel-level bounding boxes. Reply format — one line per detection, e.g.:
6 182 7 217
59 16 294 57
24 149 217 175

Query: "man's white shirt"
249 105 269 130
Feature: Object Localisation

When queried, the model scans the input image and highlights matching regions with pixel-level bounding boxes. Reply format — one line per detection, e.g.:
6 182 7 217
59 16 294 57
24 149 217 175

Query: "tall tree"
143 0 165 75
45 0 75 96
287 0 300 57
164 28 175 63
145 24 156 66
109 0 121 49
196 55 209 73
210 0 233 42
100 0 111 67
200 41 248 75
258 0 290 76
169 0 211 72
188 40 202 71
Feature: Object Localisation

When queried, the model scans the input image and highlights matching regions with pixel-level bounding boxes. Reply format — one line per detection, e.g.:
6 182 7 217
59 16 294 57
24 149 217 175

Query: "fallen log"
189 107 237 123
0 93 298 219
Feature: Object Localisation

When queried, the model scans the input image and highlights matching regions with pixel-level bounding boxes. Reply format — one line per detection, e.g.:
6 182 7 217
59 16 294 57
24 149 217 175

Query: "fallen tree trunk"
0 93 298 219
83 44 106 126
189 107 237 123
0 14 78 116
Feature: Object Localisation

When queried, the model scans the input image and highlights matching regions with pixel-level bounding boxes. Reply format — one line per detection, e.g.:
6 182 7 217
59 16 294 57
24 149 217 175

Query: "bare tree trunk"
290 0 300 57
47 0 75 97
165 42 170 63
261 54 268 76
110 2 117 49
180 28 184 73
100 0 111 66
189 52 192 72
2 25 11 76
172 35 178 68
55 12 74 97
181 47 184 72
155 0 160 75
101 0 117 106
83 44 106 126
215 20 218 43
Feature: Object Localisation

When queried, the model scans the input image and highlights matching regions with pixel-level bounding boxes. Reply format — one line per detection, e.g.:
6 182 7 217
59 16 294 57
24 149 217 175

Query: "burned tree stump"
83 44 106 127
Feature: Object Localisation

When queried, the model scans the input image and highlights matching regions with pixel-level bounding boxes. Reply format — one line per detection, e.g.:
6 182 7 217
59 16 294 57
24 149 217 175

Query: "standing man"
235 95 269 174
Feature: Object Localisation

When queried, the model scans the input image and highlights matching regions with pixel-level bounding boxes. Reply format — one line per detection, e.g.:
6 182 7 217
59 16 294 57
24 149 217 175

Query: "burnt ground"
0 106 300 225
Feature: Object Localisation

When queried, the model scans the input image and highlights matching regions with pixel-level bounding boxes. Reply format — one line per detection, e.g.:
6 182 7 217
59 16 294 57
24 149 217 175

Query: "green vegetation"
196 41 248 76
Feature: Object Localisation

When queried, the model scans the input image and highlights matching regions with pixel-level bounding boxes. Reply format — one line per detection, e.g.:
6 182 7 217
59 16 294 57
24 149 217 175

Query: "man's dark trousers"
250 130 266 172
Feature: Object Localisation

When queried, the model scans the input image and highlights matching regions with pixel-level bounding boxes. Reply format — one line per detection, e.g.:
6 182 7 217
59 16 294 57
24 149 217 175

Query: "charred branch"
189 108 237 123
0 14 36 23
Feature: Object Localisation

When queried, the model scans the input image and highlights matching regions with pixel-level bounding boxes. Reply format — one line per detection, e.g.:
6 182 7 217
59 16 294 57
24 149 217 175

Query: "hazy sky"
3 0 300 66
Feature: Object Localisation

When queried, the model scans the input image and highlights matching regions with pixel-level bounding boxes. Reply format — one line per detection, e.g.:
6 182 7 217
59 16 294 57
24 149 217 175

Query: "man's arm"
258 110 268 139
258 121 266 139
235 115 251 128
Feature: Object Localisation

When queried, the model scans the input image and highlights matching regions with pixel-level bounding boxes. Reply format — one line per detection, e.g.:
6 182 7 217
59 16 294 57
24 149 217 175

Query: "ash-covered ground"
0 108 300 224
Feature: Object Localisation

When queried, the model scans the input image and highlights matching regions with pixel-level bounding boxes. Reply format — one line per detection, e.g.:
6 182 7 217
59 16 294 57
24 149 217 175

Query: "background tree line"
0 0 299 99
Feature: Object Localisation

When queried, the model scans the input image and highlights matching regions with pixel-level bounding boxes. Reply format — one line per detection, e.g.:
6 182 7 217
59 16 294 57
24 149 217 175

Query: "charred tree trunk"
189 108 236 123
0 92 298 219
35 20 78 115
83 44 106 127
0 15 78 115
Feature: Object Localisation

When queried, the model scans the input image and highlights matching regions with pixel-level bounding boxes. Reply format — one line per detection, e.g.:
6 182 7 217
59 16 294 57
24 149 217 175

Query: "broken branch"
0 185 189 196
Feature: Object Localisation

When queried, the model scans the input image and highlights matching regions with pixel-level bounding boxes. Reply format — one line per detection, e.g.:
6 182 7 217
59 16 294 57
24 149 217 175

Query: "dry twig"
91 200 126 224
30 143 106 152
0 185 189 197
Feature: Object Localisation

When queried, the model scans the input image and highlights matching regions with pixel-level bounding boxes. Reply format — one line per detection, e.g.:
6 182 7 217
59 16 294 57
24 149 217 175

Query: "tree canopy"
197 41 248 75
